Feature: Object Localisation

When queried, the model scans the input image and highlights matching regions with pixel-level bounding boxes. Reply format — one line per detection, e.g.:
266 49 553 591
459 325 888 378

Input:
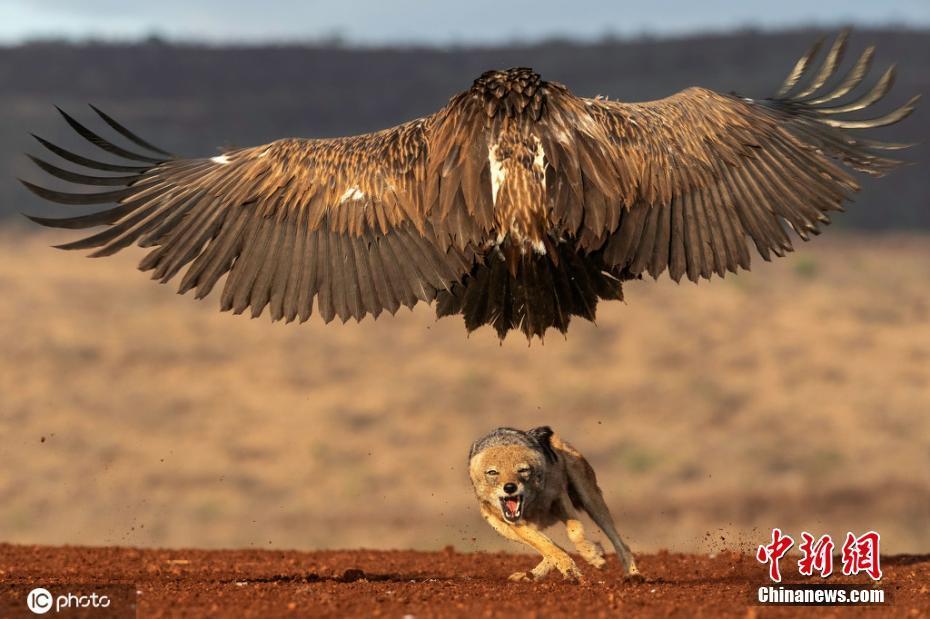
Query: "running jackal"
468 426 641 582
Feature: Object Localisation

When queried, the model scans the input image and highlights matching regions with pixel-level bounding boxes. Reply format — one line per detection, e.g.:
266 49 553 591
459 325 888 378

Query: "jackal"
468 426 641 582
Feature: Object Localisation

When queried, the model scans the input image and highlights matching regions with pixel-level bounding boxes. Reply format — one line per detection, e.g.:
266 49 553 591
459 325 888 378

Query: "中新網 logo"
756 529 882 582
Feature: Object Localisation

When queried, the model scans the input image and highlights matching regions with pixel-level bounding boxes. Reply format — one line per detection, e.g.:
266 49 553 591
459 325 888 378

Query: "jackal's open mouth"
499 494 524 522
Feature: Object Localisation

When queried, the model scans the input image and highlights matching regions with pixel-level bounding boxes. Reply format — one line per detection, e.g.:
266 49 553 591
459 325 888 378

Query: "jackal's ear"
527 426 557 463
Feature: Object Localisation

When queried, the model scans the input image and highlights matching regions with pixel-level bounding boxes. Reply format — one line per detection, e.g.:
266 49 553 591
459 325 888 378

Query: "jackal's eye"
485 469 499 476
517 466 531 475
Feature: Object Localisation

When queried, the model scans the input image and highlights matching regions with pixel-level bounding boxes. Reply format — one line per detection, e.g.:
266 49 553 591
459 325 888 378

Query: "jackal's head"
469 444 547 523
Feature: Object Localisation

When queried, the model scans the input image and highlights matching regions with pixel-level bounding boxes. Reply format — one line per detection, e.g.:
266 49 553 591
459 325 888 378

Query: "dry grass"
1 231 928 555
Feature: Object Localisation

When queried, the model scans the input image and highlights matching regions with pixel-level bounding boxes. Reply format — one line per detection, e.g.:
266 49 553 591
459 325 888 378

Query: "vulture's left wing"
574 31 918 282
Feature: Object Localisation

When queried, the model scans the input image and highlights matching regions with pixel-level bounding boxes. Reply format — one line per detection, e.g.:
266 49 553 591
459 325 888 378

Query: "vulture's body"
23 32 919 338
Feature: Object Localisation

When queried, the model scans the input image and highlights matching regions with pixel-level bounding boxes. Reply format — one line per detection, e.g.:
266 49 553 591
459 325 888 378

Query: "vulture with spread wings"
23 31 918 339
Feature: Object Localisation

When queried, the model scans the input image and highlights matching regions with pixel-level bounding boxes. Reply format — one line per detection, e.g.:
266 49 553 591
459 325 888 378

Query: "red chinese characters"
841 531 882 580
758 529 883 582
798 532 835 577
756 528 795 583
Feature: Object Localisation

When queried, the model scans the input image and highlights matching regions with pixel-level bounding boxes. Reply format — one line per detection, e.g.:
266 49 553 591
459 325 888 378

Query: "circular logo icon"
26 588 53 614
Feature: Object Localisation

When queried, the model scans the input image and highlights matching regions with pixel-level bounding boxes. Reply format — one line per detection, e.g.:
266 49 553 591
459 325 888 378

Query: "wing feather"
295 225 320 323
577 32 915 281
366 238 400 315
267 208 297 322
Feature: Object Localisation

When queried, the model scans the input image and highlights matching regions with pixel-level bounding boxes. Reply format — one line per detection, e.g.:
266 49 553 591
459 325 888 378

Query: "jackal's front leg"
507 556 555 582
479 505 583 582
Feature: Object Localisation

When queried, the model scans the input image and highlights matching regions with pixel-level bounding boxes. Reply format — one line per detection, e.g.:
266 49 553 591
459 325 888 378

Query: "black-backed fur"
526 426 558 464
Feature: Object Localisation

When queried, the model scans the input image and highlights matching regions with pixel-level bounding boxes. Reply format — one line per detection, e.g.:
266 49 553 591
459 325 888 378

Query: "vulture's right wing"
23 109 478 324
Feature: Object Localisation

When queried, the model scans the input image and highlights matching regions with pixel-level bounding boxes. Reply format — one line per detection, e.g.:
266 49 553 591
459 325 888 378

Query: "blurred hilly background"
2 28 929 227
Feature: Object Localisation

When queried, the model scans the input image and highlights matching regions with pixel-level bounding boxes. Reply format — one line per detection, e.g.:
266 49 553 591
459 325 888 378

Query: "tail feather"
436 242 632 339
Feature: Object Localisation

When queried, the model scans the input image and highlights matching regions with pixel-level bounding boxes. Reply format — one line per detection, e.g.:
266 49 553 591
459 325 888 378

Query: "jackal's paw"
623 567 645 583
557 562 585 583
508 570 534 582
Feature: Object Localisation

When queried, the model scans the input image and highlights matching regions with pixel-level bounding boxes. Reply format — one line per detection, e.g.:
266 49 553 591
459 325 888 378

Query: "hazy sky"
2 0 929 45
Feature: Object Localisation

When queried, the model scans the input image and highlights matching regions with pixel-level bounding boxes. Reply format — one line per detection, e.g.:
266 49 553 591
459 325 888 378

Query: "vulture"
22 31 918 339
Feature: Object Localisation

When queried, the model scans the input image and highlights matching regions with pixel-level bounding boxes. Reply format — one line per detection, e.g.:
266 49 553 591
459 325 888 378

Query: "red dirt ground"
0 545 926 617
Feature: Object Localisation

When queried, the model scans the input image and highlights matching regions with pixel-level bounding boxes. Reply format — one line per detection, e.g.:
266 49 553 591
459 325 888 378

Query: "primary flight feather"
23 31 919 339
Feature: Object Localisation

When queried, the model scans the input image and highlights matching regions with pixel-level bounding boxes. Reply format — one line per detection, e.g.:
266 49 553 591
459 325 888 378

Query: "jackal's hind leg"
554 437 642 579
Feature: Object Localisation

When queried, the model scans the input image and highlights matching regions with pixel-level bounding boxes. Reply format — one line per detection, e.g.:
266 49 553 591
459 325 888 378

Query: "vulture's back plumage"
23 31 919 339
